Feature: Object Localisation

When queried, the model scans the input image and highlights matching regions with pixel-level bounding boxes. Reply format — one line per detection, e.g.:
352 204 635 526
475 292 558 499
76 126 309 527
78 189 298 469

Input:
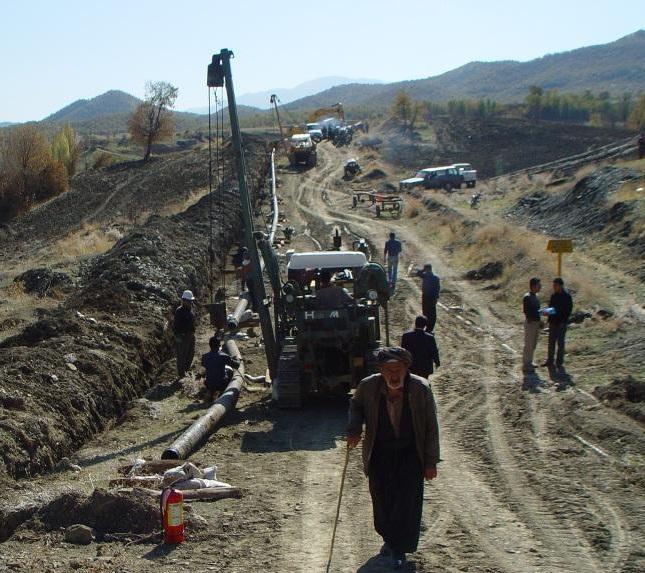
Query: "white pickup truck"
452 163 477 188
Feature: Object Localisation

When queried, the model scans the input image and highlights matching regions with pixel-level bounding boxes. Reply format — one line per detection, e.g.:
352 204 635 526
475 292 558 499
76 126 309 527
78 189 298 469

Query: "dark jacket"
400 329 440 376
416 270 440 301
384 238 402 257
201 350 240 391
173 305 195 336
548 290 573 325
348 374 440 475
523 292 541 321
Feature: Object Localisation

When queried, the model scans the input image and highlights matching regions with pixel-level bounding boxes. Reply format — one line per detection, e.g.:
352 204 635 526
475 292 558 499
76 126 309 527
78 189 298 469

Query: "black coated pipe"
161 340 244 460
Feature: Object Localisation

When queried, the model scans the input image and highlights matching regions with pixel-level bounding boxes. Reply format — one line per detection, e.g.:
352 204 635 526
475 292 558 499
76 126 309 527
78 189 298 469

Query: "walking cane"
325 443 352 573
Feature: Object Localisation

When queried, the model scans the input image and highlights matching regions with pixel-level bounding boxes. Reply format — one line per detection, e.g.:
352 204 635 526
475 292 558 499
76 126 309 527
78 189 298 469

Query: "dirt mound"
0 137 269 481
15 268 73 297
465 261 504 280
27 489 160 538
592 376 645 424
362 168 387 180
508 165 645 277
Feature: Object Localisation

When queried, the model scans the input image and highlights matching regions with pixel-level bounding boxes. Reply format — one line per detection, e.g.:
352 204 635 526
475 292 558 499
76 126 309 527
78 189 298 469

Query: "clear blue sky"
1 0 642 122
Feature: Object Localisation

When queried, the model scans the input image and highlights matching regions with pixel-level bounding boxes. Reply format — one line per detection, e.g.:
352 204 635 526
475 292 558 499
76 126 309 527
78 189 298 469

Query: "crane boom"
207 49 278 377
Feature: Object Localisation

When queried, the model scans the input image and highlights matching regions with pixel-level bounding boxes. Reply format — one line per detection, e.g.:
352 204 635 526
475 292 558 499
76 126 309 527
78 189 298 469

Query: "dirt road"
252 143 645 572
1 142 643 573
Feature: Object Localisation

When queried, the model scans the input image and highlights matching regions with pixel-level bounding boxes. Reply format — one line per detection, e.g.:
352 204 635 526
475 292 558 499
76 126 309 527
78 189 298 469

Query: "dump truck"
288 133 317 167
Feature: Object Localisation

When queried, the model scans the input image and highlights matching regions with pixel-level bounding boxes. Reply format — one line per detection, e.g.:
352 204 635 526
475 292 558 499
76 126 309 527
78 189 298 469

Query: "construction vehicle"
270 94 316 166
344 158 361 179
307 103 345 140
287 133 317 167
307 102 345 125
269 250 390 406
210 51 389 407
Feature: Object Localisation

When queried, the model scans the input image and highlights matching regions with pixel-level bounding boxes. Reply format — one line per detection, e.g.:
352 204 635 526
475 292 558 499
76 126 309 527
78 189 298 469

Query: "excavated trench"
0 137 269 538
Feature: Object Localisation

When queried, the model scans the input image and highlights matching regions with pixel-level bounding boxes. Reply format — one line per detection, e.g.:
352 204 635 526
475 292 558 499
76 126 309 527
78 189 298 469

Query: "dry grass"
433 215 614 311
54 223 124 259
158 188 210 218
0 281 60 341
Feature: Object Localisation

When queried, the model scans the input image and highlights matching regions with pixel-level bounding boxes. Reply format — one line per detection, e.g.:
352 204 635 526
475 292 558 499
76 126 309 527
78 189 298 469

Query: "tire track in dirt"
276 143 641 572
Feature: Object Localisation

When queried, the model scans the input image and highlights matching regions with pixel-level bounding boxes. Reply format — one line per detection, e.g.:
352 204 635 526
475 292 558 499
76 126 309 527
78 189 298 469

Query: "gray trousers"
522 320 540 368
175 333 195 377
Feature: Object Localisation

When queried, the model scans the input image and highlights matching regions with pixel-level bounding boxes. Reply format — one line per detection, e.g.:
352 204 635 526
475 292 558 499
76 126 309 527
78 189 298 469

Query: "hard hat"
181 290 195 301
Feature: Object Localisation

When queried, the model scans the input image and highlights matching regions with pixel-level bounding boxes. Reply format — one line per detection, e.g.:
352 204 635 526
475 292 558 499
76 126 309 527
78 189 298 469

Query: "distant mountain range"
5 30 644 128
288 30 645 110
44 90 142 122
185 76 383 113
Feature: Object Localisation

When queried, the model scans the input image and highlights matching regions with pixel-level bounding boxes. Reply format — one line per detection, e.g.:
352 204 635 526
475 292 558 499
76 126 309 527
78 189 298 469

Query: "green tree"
52 123 81 176
128 81 178 161
628 94 645 131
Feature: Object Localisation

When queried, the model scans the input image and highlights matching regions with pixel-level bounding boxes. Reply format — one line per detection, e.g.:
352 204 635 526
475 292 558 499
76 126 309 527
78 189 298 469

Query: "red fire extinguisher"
161 487 185 544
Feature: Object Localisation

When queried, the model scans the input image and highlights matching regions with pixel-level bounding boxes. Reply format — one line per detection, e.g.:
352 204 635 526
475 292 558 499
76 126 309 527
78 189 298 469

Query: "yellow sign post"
546 239 573 276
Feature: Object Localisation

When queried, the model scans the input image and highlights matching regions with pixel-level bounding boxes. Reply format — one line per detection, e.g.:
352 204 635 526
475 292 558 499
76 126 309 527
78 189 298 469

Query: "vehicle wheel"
375 205 381 218
444 182 453 192
352 196 358 208
469 181 476 188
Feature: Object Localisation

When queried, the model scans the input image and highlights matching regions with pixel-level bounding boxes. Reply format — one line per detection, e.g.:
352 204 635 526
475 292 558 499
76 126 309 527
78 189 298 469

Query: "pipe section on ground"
227 295 250 330
161 340 244 460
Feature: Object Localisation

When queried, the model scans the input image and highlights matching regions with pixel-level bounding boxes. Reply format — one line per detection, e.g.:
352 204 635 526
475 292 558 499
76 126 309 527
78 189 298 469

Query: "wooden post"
546 239 573 276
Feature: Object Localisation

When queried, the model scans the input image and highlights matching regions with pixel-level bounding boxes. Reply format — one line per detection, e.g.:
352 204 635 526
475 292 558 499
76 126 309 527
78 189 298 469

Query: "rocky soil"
0 120 643 573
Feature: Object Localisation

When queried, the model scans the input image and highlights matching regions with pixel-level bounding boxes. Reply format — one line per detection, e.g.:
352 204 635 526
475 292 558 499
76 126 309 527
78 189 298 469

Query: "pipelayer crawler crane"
209 50 390 407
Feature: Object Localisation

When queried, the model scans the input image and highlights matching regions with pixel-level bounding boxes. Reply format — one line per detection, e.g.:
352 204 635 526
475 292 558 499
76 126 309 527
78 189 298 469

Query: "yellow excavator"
270 94 317 167
307 102 345 123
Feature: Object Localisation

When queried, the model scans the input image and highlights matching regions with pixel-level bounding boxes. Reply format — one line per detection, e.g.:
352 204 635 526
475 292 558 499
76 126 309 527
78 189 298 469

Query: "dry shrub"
54 224 123 258
473 223 510 245
93 151 117 169
159 188 210 217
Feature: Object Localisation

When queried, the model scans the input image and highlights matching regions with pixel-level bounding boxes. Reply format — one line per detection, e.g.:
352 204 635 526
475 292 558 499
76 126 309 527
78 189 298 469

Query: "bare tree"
128 81 178 161
4 124 51 201
390 90 422 136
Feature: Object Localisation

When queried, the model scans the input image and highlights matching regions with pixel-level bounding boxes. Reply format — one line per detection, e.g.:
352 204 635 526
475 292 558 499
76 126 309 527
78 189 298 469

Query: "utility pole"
207 49 278 378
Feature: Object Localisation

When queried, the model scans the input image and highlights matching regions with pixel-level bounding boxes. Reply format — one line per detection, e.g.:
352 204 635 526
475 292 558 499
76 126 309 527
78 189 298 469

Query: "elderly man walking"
347 346 440 569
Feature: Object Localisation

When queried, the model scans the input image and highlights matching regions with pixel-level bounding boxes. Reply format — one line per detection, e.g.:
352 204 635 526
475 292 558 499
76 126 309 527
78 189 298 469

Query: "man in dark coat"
400 316 440 379
201 337 241 401
416 263 441 332
173 290 196 378
348 347 440 569
541 277 573 368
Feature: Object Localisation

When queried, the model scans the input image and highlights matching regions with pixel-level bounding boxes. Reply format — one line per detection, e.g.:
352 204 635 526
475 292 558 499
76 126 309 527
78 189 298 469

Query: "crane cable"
207 86 227 303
